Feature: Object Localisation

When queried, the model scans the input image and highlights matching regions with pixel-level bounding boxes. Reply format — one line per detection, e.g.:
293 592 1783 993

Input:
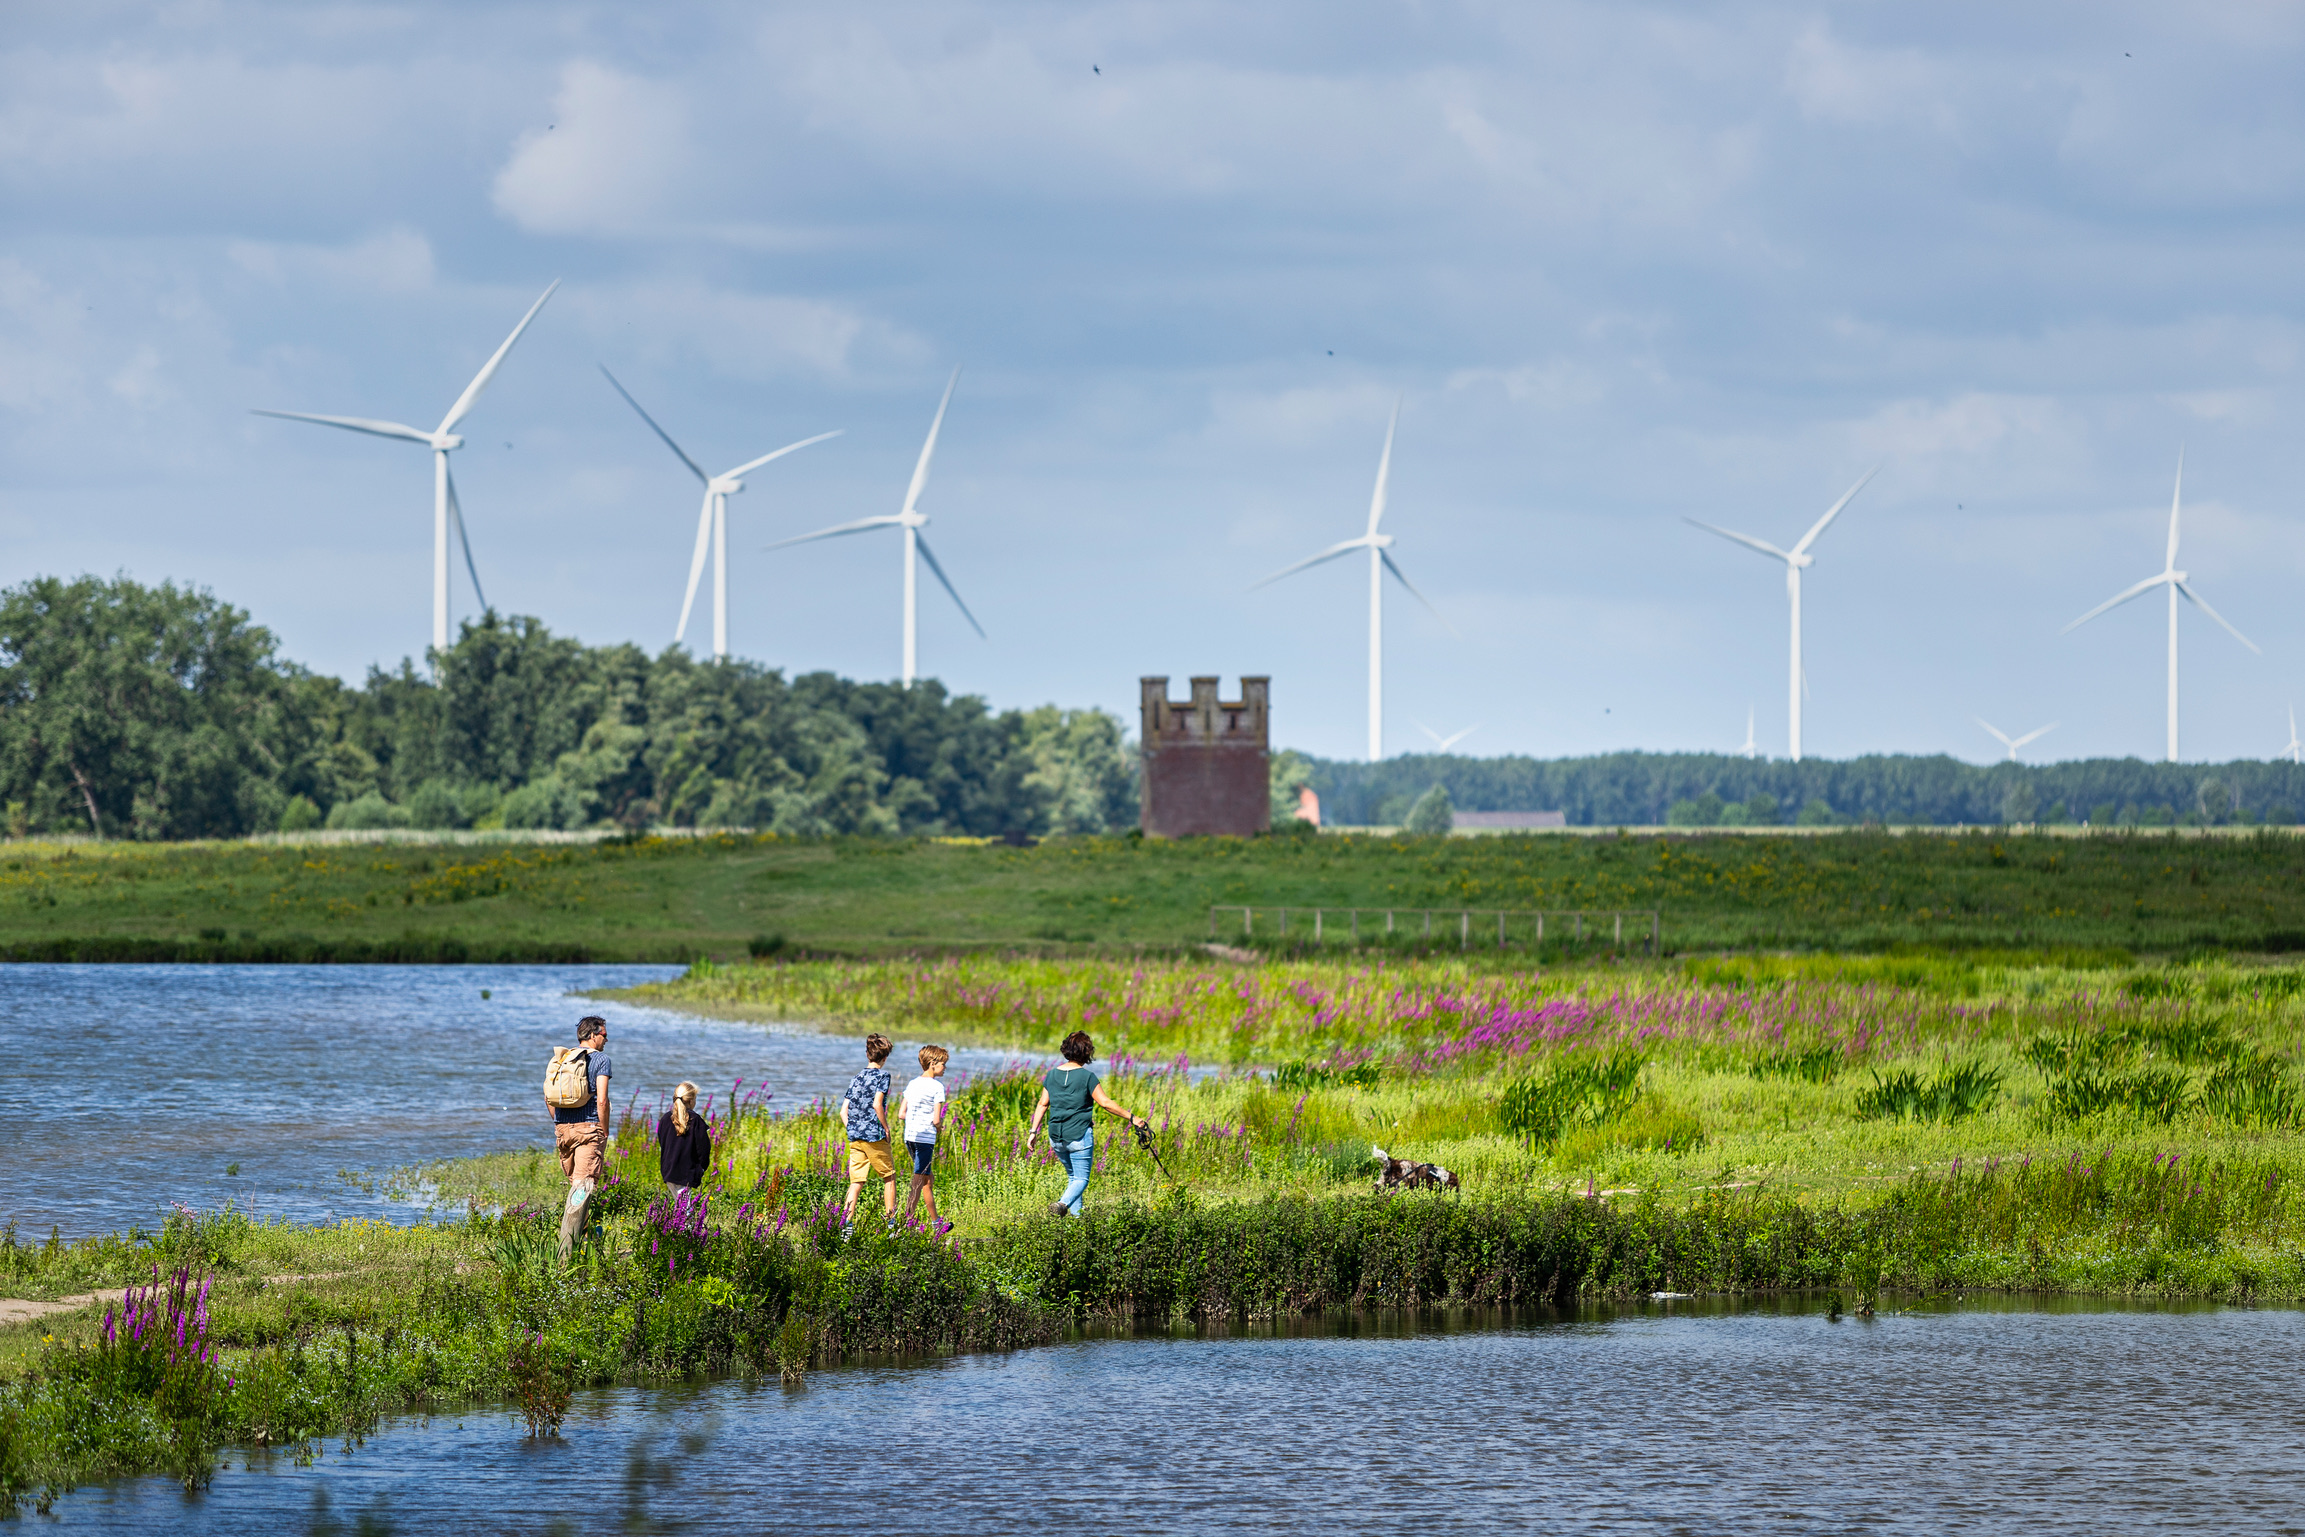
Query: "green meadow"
5 822 2305 959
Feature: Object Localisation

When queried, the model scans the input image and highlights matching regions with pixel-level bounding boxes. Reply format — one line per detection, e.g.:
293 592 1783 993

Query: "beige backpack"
543 1047 594 1111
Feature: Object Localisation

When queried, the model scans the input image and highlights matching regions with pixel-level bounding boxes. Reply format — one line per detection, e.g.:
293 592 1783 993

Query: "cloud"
493 62 700 237
573 276 926 382
227 226 436 293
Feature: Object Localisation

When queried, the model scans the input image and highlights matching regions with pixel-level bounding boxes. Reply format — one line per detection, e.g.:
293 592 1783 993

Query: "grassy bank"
8 823 2305 959
10 948 2305 1508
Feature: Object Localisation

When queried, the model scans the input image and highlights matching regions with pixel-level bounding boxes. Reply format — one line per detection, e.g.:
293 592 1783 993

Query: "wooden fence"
1207 905 1660 956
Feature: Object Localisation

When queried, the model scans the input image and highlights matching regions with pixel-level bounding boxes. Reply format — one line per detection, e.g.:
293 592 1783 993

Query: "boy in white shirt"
900 1045 950 1228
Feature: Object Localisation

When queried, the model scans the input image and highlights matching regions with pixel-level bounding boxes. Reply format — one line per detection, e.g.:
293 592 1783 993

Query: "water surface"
49 1299 2305 1534
0 964 1012 1235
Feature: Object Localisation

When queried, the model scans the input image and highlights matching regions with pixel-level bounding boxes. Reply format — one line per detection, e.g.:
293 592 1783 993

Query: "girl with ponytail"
658 1081 713 1191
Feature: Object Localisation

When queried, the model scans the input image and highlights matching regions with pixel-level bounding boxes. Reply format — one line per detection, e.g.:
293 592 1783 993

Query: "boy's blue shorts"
907 1140 935 1176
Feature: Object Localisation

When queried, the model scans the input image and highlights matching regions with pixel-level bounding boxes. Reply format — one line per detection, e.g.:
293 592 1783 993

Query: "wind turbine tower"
767 370 982 686
1252 399 1452 762
254 282 559 655
2063 453 2258 762
1686 467 1877 762
599 368 838 660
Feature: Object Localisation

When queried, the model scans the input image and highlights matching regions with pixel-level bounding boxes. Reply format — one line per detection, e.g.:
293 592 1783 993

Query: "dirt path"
0 1273 348 1328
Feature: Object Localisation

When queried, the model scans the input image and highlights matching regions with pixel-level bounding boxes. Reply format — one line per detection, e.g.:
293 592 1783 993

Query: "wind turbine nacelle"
711 477 743 496
433 434 465 452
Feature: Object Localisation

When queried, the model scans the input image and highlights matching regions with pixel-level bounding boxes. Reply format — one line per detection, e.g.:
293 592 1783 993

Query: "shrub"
277 795 321 832
500 776 587 831
1854 1061 2003 1123
324 791 407 831
1499 1049 1645 1144
1401 784 1455 835
404 780 470 831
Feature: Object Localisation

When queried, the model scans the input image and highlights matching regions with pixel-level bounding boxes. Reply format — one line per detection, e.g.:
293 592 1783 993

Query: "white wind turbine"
1252 400 1453 762
1686 466 1877 763
600 368 839 661
1976 717 2059 762
254 282 559 654
2063 453 2258 762
765 369 982 686
1416 720 1479 752
2284 706 2302 765
1740 704 1758 760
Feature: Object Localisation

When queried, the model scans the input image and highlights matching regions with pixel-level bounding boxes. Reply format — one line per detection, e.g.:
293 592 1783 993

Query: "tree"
1269 749 1315 827
1402 783 1455 835
0 576 308 838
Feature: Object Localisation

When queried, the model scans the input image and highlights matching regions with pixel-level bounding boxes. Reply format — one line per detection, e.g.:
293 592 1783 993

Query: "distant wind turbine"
1252 399 1454 762
1416 720 1478 752
2062 452 2258 762
1686 466 1878 762
1976 717 2059 763
599 368 838 661
2285 706 2302 765
1740 704 1757 760
254 281 559 654
766 369 981 687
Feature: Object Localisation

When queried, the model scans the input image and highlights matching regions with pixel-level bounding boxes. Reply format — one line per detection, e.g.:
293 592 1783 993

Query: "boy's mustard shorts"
847 1139 895 1180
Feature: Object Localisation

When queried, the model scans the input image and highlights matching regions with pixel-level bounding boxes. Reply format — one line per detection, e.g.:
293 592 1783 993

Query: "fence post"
1651 910 1660 957
1575 912 1584 941
1352 910 1360 943
1386 910 1395 934
1280 907 1288 937
1497 910 1506 947
1460 911 1469 949
1536 912 1544 945
1614 912 1622 947
1244 907 1253 938
1314 909 1323 942
1424 910 1432 938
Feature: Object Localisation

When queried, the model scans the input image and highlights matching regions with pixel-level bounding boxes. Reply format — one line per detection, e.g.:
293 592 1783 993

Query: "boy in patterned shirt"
841 1033 898 1226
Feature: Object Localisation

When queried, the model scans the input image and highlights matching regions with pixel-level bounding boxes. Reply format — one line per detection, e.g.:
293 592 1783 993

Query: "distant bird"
1685 465 1879 762
253 280 559 652
1093 64 1100 74
2062 451 2257 763
1976 717 2058 763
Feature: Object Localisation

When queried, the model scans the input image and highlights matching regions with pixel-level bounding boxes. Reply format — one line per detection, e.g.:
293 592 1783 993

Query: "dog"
1370 1146 1461 1192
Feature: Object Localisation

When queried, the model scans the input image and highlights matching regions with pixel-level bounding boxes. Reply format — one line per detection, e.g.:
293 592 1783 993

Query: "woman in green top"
1025 1029 1148 1216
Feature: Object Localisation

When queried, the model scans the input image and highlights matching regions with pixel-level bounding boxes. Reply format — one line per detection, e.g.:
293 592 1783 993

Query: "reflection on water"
45 1299 2305 1534
0 964 1015 1235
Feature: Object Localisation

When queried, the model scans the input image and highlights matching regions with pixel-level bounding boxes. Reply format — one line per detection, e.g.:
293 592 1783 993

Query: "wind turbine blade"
912 533 985 638
2174 580 2261 654
763 515 903 552
600 366 708 485
1248 537 1369 589
2011 723 2059 750
437 280 559 436
2166 449 2185 572
1684 518 1793 563
446 465 487 613
1380 550 1458 637
250 409 433 445
1975 717 2016 750
1791 464 1879 557
2062 572 2170 632
900 368 961 520
675 490 713 642
726 429 842 480
1443 725 1478 751
1366 397 1400 537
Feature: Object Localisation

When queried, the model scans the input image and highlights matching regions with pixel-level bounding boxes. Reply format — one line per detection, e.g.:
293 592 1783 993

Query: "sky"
4 1 2304 767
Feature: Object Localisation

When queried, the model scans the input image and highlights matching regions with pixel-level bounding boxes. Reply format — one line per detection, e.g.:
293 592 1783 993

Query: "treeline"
1298 750 2305 828
0 576 1136 840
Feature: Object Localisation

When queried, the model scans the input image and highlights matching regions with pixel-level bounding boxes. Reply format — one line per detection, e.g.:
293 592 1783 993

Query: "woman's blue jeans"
1054 1132 1094 1214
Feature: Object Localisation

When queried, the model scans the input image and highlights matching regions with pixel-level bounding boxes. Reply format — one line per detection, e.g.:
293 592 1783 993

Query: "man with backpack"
545 1016 613 1261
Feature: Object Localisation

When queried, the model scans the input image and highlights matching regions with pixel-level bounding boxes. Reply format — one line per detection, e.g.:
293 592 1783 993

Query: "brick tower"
1139 675 1270 837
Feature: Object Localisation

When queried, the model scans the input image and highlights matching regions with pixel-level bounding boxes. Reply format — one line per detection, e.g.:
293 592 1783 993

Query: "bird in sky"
1093 64 1100 74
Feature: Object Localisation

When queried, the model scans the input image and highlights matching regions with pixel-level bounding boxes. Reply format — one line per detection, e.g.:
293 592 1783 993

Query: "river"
0 963 1018 1236
45 1296 2305 1533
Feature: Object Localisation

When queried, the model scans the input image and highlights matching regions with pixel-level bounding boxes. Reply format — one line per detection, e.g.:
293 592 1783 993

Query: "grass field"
7 823 2305 960
9 945 2305 1505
